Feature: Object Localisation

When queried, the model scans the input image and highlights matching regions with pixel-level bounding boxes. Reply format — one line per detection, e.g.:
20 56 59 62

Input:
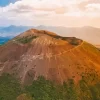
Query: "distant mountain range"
0 25 33 45
0 25 33 37
36 26 100 45
0 25 100 45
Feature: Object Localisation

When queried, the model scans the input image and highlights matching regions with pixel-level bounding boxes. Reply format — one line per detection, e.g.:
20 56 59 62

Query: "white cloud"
0 0 100 26
86 3 100 11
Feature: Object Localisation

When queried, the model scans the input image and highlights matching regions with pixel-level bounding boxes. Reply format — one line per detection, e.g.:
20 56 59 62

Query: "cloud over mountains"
0 0 100 27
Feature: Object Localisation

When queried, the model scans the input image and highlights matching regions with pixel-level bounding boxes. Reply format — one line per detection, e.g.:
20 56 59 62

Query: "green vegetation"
16 35 37 44
17 93 33 100
54 36 80 46
70 39 79 45
0 74 22 100
0 74 100 100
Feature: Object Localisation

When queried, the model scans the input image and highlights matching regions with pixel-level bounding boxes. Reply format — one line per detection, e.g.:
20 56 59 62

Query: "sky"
0 0 100 27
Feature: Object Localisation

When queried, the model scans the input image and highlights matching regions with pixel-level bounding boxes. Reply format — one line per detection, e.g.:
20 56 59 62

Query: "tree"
0 74 22 100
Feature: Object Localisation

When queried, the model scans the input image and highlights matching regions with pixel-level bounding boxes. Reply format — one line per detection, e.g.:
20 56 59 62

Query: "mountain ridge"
0 25 100 45
0 29 100 85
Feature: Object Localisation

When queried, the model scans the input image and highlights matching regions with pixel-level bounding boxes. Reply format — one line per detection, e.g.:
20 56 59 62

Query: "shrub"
16 35 37 44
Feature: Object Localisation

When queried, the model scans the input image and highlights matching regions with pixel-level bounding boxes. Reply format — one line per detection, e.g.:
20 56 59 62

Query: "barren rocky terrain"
0 29 100 85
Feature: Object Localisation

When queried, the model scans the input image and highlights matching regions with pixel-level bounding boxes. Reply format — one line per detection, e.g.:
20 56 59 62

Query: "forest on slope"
0 74 100 100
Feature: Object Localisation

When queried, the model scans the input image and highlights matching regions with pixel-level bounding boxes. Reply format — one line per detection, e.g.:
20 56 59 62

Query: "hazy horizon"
0 25 100 29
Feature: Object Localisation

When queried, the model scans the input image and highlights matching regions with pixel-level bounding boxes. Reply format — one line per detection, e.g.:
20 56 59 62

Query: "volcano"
0 29 100 85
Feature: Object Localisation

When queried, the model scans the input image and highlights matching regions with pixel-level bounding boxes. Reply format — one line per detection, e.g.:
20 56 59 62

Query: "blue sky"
0 0 18 7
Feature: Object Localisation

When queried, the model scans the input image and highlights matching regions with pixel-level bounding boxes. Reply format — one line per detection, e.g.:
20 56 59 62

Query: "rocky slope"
0 29 100 85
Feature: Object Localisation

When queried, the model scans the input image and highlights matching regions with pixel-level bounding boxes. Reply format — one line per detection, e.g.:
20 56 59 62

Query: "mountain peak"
0 29 100 85
13 29 82 47
17 29 57 37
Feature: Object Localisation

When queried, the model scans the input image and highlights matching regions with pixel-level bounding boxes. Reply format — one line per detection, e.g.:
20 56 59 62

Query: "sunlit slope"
0 29 100 85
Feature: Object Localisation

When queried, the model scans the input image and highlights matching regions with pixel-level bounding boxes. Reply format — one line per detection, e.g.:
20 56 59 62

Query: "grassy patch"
16 35 37 44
